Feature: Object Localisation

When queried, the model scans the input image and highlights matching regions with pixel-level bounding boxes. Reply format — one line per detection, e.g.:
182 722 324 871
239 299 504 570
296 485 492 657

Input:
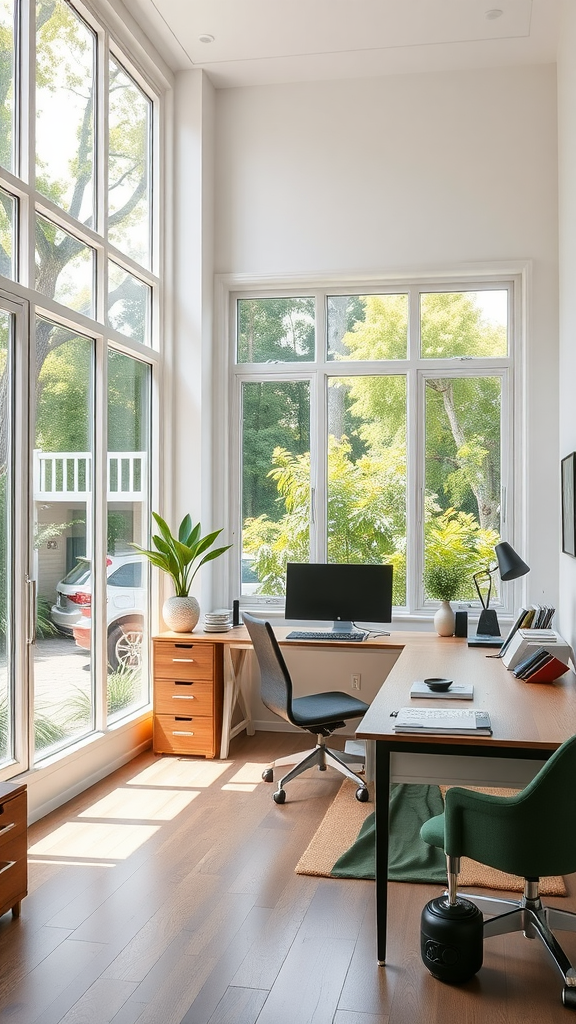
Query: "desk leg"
220 648 253 758
375 741 390 966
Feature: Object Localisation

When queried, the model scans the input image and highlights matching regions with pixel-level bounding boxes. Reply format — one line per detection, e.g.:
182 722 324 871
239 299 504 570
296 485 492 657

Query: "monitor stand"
332 621 354 633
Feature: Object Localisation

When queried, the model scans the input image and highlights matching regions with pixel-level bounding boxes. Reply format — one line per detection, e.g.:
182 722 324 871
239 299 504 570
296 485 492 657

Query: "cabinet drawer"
0 792 27 851
153 714 215 757
0 831 27 918
154 641 214 680
154 678 213 716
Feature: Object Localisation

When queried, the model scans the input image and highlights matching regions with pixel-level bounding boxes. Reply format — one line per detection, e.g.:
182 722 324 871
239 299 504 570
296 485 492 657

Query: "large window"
0 1 163 777
232 283 516 616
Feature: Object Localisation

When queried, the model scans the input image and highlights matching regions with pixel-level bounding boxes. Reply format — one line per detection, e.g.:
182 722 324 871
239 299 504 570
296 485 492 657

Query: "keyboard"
285 630 366 642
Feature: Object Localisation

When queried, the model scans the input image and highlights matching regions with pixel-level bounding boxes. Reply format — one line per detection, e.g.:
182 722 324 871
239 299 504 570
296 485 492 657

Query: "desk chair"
242 613 370 804
420 734 576 1009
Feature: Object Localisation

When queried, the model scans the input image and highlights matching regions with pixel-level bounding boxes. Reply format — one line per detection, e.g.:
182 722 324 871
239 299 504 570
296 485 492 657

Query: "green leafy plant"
132 512 231 596
423 563 470 602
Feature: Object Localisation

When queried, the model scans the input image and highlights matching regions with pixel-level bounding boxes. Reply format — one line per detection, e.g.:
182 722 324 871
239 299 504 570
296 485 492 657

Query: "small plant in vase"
133 512 232 632
423 563 469 636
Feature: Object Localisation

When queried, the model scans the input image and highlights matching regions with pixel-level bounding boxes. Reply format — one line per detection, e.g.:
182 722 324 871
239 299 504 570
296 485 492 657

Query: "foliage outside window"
235 287 512 613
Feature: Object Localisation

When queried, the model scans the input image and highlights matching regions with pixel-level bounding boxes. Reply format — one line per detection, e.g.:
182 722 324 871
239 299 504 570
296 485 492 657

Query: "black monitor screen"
285 562 393 629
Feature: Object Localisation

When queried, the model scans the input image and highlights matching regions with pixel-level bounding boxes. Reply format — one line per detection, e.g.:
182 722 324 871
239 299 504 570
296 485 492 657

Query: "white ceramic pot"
434 600 455 637
162 595 200 633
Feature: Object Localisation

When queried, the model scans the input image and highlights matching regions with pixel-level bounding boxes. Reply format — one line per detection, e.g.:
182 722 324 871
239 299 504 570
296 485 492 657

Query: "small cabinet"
0 781 27 920
153 637 223 758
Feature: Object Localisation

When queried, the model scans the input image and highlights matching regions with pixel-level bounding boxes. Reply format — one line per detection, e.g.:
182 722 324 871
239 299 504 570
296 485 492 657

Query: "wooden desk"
356 634 576 964
154 627 406 758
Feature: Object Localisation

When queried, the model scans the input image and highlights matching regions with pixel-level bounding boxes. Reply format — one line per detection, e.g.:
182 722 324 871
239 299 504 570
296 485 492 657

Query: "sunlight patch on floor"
126 758 231 788
28 821 159 860
78 786 199 820
221 762 267 791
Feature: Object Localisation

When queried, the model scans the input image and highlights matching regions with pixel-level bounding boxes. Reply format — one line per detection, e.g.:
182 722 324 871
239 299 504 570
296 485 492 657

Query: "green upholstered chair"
420 734 576 1009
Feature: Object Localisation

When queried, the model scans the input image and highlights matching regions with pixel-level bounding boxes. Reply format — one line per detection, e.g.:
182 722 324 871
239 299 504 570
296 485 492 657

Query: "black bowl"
424 677 453 692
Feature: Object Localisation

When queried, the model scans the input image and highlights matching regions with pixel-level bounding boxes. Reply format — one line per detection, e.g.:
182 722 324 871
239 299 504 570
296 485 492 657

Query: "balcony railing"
33 451 146 501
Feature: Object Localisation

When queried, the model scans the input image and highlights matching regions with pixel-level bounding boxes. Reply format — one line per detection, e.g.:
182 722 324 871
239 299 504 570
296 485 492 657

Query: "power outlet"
351 673 361 691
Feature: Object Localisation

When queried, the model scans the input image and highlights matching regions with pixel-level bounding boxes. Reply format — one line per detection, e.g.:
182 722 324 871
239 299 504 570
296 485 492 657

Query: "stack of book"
501 629 573 682
498 605 556 660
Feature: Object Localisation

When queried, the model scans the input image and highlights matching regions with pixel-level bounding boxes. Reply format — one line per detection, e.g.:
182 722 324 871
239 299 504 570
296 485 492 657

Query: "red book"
524 656 570 683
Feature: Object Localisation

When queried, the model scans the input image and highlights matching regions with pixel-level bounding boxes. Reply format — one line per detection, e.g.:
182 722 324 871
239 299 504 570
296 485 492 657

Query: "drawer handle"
174 643 194 649
172 695 195 700
174 681 194 686
172 730 194 736
172 658 195 663
0 822 15 838
175 716 193 721
0 860 15 877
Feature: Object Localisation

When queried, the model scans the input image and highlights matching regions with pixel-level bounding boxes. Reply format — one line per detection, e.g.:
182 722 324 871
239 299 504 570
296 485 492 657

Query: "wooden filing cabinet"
153 636 224 758
0 781 27 920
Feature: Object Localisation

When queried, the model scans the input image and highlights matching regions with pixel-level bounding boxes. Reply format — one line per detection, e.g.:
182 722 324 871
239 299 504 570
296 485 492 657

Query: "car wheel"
107 620 143 671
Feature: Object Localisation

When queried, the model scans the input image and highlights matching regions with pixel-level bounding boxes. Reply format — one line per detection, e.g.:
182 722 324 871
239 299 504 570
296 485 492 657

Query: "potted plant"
423 563 470 636
133 512 231 632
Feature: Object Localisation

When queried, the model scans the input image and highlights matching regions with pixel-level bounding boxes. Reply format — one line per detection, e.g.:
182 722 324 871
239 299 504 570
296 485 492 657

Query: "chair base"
456 887 576 998
263 736 368 802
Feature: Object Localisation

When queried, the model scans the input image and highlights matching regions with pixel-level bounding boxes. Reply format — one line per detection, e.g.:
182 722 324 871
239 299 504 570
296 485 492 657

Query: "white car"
51 553 145 670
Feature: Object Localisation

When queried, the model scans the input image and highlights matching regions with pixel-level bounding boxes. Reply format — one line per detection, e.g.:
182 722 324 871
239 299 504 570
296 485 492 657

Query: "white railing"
33 450 147 501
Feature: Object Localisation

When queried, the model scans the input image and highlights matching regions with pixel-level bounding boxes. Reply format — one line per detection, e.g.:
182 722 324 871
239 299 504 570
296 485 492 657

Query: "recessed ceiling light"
485 8 503 18
198 34 214 44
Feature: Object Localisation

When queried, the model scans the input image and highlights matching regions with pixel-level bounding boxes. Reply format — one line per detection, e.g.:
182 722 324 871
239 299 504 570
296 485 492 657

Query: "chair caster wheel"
562 986 576 1009
273 789 286 804
262 768 274 783
355 786 369 802
318 764 327 771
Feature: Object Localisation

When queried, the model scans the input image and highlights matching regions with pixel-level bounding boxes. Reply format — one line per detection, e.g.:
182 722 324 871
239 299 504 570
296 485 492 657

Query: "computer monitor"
284 562 393 633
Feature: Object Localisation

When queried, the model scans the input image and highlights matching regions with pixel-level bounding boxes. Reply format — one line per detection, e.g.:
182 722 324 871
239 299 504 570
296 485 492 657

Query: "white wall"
206 65 559 605
557 1 576 652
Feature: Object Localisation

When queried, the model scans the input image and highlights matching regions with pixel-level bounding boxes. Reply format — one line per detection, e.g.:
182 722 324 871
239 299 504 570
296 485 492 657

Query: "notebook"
393 707 492 735
409 681 474 700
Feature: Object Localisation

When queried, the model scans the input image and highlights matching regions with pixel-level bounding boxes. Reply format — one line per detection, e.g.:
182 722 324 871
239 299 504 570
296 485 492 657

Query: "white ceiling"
123 0 560 88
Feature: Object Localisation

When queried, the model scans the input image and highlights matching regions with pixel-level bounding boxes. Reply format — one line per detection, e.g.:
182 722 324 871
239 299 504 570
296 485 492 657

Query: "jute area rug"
296 779 566 895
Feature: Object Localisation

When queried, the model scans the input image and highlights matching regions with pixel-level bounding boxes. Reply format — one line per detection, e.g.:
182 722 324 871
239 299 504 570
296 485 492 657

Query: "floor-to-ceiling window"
0 0 165 777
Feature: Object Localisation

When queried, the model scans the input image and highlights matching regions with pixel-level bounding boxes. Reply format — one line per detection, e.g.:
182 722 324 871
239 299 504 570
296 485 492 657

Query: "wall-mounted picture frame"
561 452 576 556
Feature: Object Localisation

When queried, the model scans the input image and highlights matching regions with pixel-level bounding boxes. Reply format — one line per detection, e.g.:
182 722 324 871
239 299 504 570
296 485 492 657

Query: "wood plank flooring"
1 731 575 1024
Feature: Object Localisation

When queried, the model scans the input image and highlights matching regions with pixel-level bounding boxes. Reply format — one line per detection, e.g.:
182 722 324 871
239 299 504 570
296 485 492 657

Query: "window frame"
216 269 526 623
0 0 170 782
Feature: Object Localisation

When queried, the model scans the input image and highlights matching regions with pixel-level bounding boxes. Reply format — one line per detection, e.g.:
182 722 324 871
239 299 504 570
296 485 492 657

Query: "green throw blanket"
331 783 447 882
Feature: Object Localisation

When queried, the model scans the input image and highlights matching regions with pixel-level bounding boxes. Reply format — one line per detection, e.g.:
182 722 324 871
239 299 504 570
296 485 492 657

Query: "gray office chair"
420 734 576 1008
243 612 370 804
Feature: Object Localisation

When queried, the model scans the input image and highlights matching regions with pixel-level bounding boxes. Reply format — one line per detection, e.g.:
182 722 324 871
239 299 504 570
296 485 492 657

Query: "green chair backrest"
442 734 576 878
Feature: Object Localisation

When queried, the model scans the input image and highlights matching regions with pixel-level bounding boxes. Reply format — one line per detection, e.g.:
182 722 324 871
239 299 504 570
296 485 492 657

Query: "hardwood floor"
1 731 575 1024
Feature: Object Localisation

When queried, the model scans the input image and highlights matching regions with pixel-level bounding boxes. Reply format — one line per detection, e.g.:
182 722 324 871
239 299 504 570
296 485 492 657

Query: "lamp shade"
495 541 530 582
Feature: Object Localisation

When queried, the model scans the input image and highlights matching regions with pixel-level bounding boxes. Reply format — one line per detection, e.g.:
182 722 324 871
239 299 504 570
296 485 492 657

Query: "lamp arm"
473 566 497 610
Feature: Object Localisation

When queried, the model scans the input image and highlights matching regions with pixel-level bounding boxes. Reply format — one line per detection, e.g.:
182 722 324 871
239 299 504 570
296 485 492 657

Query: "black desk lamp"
468 541 530 648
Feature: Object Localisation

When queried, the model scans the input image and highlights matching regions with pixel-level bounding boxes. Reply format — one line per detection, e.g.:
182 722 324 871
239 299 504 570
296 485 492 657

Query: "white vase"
434 600 455 637
162 595 200 633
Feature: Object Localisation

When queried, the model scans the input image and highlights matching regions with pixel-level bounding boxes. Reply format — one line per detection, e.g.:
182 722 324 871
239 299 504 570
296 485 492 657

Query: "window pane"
327 294 408 361
106 350 150 724
33 319 94 763
420 291 508 358
36 0 95 225
108 261 150 343
0 311 14 766
327 376 407 604
108 59 152 268
0 188 16 280
237 298 315 363
241 380 310 595
424 375 502 604
36 215 94 315
0 0 15 173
